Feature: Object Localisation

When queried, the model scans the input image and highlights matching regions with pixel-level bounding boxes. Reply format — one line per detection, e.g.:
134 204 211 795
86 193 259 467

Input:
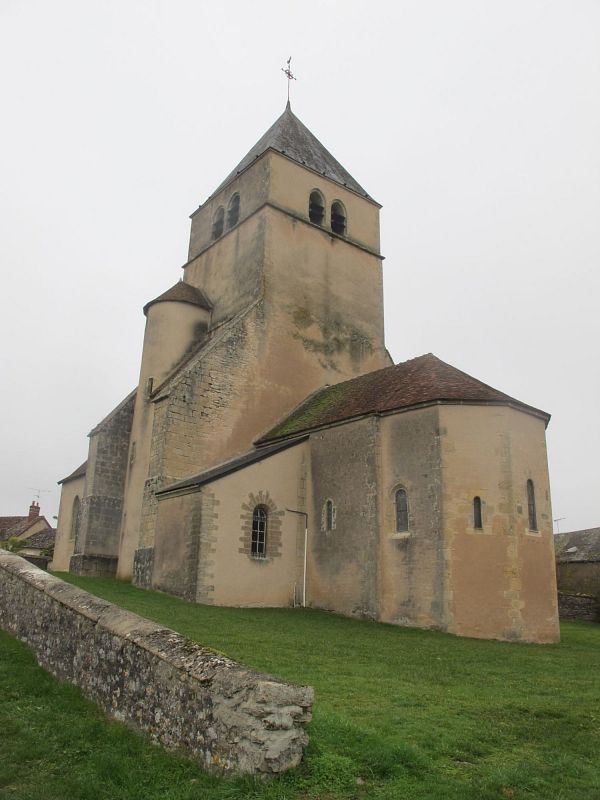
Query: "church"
53 102 559 643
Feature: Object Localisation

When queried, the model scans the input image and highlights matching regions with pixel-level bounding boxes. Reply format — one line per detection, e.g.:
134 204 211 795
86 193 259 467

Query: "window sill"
249 554 270 562
389 532 410 540
525 529 541 537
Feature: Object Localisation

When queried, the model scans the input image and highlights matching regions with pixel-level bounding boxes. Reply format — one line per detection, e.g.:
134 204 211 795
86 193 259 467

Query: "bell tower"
117 103 390 579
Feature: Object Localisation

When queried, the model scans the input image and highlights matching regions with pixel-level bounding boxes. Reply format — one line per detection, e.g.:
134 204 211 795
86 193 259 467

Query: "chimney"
29 501 40 518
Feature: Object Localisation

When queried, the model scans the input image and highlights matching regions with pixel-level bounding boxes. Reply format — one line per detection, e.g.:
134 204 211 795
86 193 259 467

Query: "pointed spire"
212 105 370 198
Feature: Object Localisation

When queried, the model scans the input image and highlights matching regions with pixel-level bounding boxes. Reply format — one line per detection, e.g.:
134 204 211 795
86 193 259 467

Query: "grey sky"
1 0 598 532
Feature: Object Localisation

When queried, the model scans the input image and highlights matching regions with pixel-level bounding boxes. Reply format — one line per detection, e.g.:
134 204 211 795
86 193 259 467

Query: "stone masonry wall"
0 551 313 775
558 592 600 622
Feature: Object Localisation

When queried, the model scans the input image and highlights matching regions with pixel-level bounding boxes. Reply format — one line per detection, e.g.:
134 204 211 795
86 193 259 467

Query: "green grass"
1 574 599 800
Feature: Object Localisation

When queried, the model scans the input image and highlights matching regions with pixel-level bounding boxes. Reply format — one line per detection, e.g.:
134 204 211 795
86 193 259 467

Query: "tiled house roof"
258 354 550 444
554 528 600 563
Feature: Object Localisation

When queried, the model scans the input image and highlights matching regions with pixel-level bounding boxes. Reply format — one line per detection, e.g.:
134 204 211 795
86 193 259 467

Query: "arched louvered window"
251 505 268 558
331 200 346 235
227 194 240 228
212 206 224 240
70 496 81 542
473 496 483 529
395 488 409 533
527 480 537 530
309 190 325 225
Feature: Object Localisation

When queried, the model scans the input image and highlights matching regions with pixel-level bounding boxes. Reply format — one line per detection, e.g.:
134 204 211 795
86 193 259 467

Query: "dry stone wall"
0 551 313 775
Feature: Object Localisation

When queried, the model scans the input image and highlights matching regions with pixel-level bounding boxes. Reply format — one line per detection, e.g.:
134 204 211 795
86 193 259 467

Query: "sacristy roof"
554 528 600 562
211 101 372 201
257 354 550 444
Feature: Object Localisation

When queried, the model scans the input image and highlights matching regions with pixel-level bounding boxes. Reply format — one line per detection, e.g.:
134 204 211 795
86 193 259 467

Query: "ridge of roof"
143 281 213 316
58 460 88 485
211 102 371 200
257 354 550 444
157 435 308 496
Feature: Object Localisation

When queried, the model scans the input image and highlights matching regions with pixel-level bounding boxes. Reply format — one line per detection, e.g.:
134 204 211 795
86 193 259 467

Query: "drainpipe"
286 508 308 608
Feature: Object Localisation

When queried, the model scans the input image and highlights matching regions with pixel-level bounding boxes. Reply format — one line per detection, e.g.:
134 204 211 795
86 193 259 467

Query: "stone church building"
53 103 559 643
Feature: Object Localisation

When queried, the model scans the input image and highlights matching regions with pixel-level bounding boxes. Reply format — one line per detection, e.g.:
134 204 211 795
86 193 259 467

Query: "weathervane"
281 56 296 103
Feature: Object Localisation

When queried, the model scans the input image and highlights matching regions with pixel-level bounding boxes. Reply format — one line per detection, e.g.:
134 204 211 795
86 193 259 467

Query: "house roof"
58 460 88 485
211 101 372 200
143 281 213 316
0 516 52 541
554 528 600 563
24 528 56 550
157 436 308 496
257 354 550 444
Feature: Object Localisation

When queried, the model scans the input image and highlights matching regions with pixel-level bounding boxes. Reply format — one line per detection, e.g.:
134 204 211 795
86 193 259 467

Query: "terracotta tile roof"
0 516 53 540
257 354 550 444
58 460 88 485
143 281 213 316
211 102 372 200
554 528 600 562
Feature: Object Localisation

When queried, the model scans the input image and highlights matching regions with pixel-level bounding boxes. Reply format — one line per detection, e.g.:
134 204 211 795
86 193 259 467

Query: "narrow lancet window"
71 496 81 542
251 506 268 557
331 201 346 235
527 479 537 530
227 194 240 228
325 499 334 532
473 496 483 529
395 488 409 533
309 190 325 225
212 206 224 240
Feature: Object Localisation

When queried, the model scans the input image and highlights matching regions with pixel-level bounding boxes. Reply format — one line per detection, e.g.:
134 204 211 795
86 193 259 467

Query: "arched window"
309 190 325 225
70 496 81 542
395 488 409 533
212 206 224 240
473 496 483 529
251 505 268 558
527 479 537 530
227 194 240 228
325 499 334 531
331 201 346 235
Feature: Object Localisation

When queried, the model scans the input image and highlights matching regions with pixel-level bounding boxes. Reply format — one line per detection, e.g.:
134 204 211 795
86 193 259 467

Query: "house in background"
53 101 560 643
0 501 56 569
554 528 600 622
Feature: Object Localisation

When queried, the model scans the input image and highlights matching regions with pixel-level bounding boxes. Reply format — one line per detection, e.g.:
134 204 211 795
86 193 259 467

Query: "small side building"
0 501 56 569
554 528 600 622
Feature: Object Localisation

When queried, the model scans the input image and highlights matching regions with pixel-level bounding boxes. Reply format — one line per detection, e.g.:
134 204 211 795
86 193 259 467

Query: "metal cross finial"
281 56 296 103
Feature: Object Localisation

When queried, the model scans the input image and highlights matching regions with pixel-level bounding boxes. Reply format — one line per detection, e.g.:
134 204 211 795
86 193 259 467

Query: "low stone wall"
0 551 313 774
558 591 599 622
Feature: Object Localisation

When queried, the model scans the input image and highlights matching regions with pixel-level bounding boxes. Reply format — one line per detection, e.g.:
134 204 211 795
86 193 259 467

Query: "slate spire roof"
213 101 371 199
257 354 550 444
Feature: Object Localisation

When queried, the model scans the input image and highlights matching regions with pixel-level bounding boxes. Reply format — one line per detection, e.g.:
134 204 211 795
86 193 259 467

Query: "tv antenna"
553 517 566 533
28 488 51 502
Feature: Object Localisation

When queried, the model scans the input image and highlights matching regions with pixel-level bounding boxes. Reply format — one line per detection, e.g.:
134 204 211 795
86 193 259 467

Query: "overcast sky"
1 0 598 533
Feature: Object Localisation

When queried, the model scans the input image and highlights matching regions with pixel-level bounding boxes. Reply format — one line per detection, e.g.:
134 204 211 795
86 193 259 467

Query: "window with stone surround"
527 479 537 531
321 498 336 532
239 491 283 561
251 506 268 558
473 496 483 529
395 488 409 533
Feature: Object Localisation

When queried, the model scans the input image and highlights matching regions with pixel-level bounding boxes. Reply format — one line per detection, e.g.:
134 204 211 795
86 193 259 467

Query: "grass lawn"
1 575 599 800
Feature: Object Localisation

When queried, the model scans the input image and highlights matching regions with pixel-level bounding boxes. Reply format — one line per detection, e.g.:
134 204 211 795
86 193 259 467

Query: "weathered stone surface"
558 591 599 622
0 551 313 774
